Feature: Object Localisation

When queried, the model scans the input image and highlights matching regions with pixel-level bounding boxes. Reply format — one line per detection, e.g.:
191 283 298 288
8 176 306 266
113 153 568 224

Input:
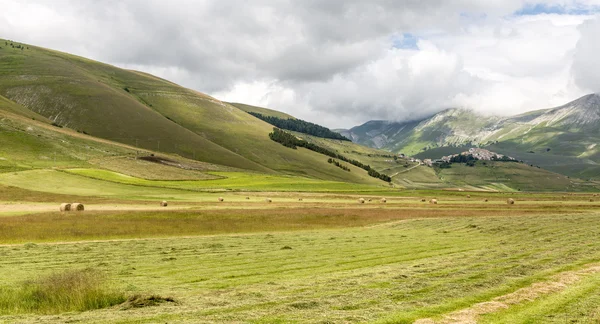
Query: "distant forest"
269 128 391 182
249 112 350 141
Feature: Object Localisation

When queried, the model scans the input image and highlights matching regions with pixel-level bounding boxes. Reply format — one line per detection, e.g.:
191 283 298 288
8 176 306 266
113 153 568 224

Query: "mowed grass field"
1 186 600 323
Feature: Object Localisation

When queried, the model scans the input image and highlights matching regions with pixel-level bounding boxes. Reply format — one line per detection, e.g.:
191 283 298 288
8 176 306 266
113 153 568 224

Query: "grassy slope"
436 161 598 192
228 102 296 119
0 39 390 184
0 41 269 173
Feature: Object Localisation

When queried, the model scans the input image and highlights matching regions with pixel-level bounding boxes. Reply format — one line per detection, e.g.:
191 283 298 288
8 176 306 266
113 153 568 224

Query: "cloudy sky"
2 1 600 128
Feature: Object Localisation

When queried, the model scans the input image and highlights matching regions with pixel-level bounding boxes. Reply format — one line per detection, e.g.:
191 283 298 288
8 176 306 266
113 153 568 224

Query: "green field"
2 38 600 323
1 197 599 323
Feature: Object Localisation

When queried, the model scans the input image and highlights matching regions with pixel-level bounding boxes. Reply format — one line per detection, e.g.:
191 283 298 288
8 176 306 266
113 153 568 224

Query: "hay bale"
466 195 471 198
160 201 168 207
265 198 272 203
71 203 84 211
218 197 224 202
358 198 365 204
484 199 489 202
507 198 515 205
59 203 71 212
380 198 387 203
430 199 438 205
421 198 426 202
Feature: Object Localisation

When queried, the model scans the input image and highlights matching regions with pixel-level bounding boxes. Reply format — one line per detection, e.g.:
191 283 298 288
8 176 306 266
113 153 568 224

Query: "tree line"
327 158 350 172
250 112 350 141
269 128 391 182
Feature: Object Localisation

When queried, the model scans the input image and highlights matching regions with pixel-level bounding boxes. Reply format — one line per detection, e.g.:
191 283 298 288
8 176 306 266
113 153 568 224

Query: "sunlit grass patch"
0 268 125 314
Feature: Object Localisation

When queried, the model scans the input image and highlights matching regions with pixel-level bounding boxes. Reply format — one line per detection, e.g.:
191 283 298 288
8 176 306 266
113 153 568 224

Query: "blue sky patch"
515 3 599 15
392 33 418 49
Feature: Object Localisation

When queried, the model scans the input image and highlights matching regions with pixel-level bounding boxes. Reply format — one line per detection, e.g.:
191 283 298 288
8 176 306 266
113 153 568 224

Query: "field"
1 181 600 323
2 38 600 323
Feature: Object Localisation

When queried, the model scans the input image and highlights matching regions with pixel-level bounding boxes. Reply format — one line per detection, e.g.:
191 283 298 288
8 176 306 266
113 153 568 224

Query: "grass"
436 161 596 192
229 102 296 119
480 270 600 323
0 205 583 244
1 210 600 322
64 168 388 192
0 268 125 314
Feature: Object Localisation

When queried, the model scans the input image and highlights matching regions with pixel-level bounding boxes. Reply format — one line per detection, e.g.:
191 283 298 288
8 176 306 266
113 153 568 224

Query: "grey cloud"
1 0 592 128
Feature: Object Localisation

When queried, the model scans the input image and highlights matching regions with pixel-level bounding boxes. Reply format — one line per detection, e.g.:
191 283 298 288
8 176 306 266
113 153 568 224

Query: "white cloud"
1 1 600 128
572 16 600 92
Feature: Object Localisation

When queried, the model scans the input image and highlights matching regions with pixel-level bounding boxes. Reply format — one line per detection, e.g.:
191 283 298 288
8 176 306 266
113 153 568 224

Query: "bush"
0 268 126 314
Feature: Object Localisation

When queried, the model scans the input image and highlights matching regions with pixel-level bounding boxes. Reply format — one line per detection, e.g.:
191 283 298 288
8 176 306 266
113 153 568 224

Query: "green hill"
1 39 596 192
229 102 296 119
0 39 390 185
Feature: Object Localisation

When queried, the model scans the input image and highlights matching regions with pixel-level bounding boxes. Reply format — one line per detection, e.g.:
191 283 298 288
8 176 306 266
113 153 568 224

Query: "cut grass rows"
1 212 600 322
0 206 585 244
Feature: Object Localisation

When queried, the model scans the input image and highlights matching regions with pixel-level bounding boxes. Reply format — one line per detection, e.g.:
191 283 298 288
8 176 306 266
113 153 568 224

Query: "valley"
1 37 599 323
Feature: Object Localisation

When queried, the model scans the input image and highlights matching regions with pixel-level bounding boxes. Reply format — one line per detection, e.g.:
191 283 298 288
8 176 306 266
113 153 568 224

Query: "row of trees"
269 128 391 182
327 158 350 171
251 112 350 141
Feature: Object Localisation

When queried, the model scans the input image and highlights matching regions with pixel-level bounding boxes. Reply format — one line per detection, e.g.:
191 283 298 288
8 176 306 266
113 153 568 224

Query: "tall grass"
0 268 125 314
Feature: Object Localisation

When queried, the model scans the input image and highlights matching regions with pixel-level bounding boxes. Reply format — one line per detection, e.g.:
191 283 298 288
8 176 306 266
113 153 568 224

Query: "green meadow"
0 205 599 323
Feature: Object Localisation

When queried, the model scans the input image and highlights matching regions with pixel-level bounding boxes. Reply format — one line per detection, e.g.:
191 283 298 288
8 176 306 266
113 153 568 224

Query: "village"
401 148 514 167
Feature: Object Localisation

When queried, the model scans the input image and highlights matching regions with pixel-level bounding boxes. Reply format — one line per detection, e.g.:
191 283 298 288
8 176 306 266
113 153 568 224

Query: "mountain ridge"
345 94 600 179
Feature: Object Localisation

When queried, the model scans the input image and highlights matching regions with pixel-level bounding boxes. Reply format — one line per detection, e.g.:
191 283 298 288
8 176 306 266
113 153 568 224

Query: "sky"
2 1 600 128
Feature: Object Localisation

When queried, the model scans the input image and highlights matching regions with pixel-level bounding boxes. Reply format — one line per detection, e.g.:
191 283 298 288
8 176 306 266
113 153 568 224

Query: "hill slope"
0 39 389 185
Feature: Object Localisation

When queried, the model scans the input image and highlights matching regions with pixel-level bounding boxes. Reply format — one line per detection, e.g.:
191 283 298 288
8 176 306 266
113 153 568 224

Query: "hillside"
0 39 390 185
346 95 600 179
229 102 296 119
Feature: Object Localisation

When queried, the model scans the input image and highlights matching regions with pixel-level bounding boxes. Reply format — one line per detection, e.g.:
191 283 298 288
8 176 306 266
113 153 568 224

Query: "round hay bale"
380 198 387 203
265 198 272 203
218 197 224 202
421 198 426 202
466 195 471 198
59 203 71 212
430 199 438 205
507 198 515 205
358 198 365 204
160 200 168 207
71 203 84 211
484 199 489 202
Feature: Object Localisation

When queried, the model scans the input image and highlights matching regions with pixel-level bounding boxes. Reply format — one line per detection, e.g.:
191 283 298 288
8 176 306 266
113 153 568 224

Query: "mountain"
0 38 396 185
0 38 595 191
347 94 600 179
